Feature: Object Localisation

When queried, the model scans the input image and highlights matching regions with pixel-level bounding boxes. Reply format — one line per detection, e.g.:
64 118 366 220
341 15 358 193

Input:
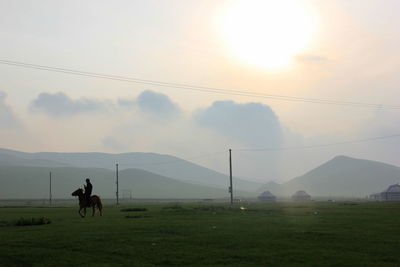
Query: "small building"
291 190 311 201
258 191 276 202
380 184 400 201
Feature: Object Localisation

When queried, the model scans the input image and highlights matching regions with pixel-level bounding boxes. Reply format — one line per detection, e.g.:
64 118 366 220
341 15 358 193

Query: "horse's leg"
83 207 86 217
92 204 95 217
79 207 84 218
97 197 103 216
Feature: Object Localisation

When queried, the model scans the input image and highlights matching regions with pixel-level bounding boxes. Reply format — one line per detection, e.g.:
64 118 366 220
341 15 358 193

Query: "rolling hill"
0 148 261 192
0 153 70 168
258 156 400 197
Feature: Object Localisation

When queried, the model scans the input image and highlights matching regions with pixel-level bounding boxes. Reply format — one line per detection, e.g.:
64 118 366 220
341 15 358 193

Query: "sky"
0 0 400 183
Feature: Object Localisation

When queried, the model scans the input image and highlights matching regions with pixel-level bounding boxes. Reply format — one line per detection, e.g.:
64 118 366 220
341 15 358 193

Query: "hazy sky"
1 0 400 182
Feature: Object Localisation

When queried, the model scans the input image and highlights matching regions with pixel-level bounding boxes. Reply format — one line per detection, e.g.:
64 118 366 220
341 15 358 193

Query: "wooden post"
49 172 52 206
116 163 119 205
229 149 233 205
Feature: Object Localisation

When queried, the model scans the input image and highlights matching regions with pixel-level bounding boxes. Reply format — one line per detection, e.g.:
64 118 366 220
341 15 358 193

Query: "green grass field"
1 201 400 266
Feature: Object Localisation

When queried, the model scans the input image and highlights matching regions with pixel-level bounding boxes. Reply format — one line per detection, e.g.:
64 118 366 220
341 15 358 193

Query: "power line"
233 133 400 152
1 59 400 109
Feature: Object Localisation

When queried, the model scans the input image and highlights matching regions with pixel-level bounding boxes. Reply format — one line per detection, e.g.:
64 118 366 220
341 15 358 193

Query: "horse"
71 188 103 217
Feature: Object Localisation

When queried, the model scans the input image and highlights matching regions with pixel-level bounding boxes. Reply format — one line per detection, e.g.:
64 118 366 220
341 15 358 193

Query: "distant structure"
370 184 400 201
258 191 276 202
291 190 311 201
380 184 400 201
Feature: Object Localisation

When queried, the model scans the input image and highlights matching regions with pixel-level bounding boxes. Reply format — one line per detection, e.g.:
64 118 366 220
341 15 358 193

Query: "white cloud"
0 91 21 129
31 92 108 116
118 90 181 119
194 101 283 148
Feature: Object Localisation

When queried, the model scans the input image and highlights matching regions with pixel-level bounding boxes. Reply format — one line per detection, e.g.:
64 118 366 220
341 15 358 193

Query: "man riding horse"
84 178 93 207
71 184 102 217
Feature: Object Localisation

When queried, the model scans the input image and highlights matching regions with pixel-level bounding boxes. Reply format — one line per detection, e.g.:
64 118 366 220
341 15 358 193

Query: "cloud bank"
0 91 21 129
119 90 180 119
195 101 283 147
31 92 107 116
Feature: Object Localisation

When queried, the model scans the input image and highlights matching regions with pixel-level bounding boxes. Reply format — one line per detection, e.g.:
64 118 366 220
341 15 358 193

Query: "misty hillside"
0 165 252 199
0 153 70 168
0 148 261 192
259 156 400 197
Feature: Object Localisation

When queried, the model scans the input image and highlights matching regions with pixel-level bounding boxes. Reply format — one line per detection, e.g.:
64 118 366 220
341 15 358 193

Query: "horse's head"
71 188 83 196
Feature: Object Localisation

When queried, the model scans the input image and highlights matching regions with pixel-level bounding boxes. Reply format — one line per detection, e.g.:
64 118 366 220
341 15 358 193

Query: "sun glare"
220 0 316 70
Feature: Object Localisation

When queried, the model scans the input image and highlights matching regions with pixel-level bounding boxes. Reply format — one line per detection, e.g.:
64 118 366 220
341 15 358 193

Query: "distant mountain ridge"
0 148 261 192
0 152 70 168
259 156 400 197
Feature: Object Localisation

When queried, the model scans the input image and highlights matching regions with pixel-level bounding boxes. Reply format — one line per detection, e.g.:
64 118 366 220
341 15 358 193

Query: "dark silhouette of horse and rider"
71 178 102 217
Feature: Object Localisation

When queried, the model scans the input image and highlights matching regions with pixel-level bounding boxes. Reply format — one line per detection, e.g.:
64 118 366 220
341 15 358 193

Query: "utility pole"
229 149 233 205
116 163 119 205
49 172 52 206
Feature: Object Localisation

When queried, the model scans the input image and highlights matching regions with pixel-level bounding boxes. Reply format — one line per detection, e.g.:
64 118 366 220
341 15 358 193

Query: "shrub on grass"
193 206 226 211
120 208 148 212
125 215 151 219
14 217 51 226
340 202 359 206
162 204 184 210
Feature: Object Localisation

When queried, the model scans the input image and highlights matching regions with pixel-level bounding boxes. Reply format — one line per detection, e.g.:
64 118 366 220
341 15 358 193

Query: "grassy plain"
1 201 400 266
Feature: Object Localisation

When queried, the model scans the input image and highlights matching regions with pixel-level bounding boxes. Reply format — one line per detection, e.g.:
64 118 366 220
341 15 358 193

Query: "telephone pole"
116 163 119 205
229 149 233 205
49 172 52 206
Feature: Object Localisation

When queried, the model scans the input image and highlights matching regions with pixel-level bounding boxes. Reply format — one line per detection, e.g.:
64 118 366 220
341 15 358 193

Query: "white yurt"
258 191 276 202
380 184 400 201
291 190 312 201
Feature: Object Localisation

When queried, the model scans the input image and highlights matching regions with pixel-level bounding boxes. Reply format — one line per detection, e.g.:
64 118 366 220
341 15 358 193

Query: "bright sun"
220 0 316 70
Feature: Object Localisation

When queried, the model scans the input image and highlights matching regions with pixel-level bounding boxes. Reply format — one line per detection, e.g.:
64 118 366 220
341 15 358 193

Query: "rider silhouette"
84 178 93 207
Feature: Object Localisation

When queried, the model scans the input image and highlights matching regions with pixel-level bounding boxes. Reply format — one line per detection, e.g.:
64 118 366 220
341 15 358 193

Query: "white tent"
258 191 276 202
380 184 400 201
291 190 311 201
